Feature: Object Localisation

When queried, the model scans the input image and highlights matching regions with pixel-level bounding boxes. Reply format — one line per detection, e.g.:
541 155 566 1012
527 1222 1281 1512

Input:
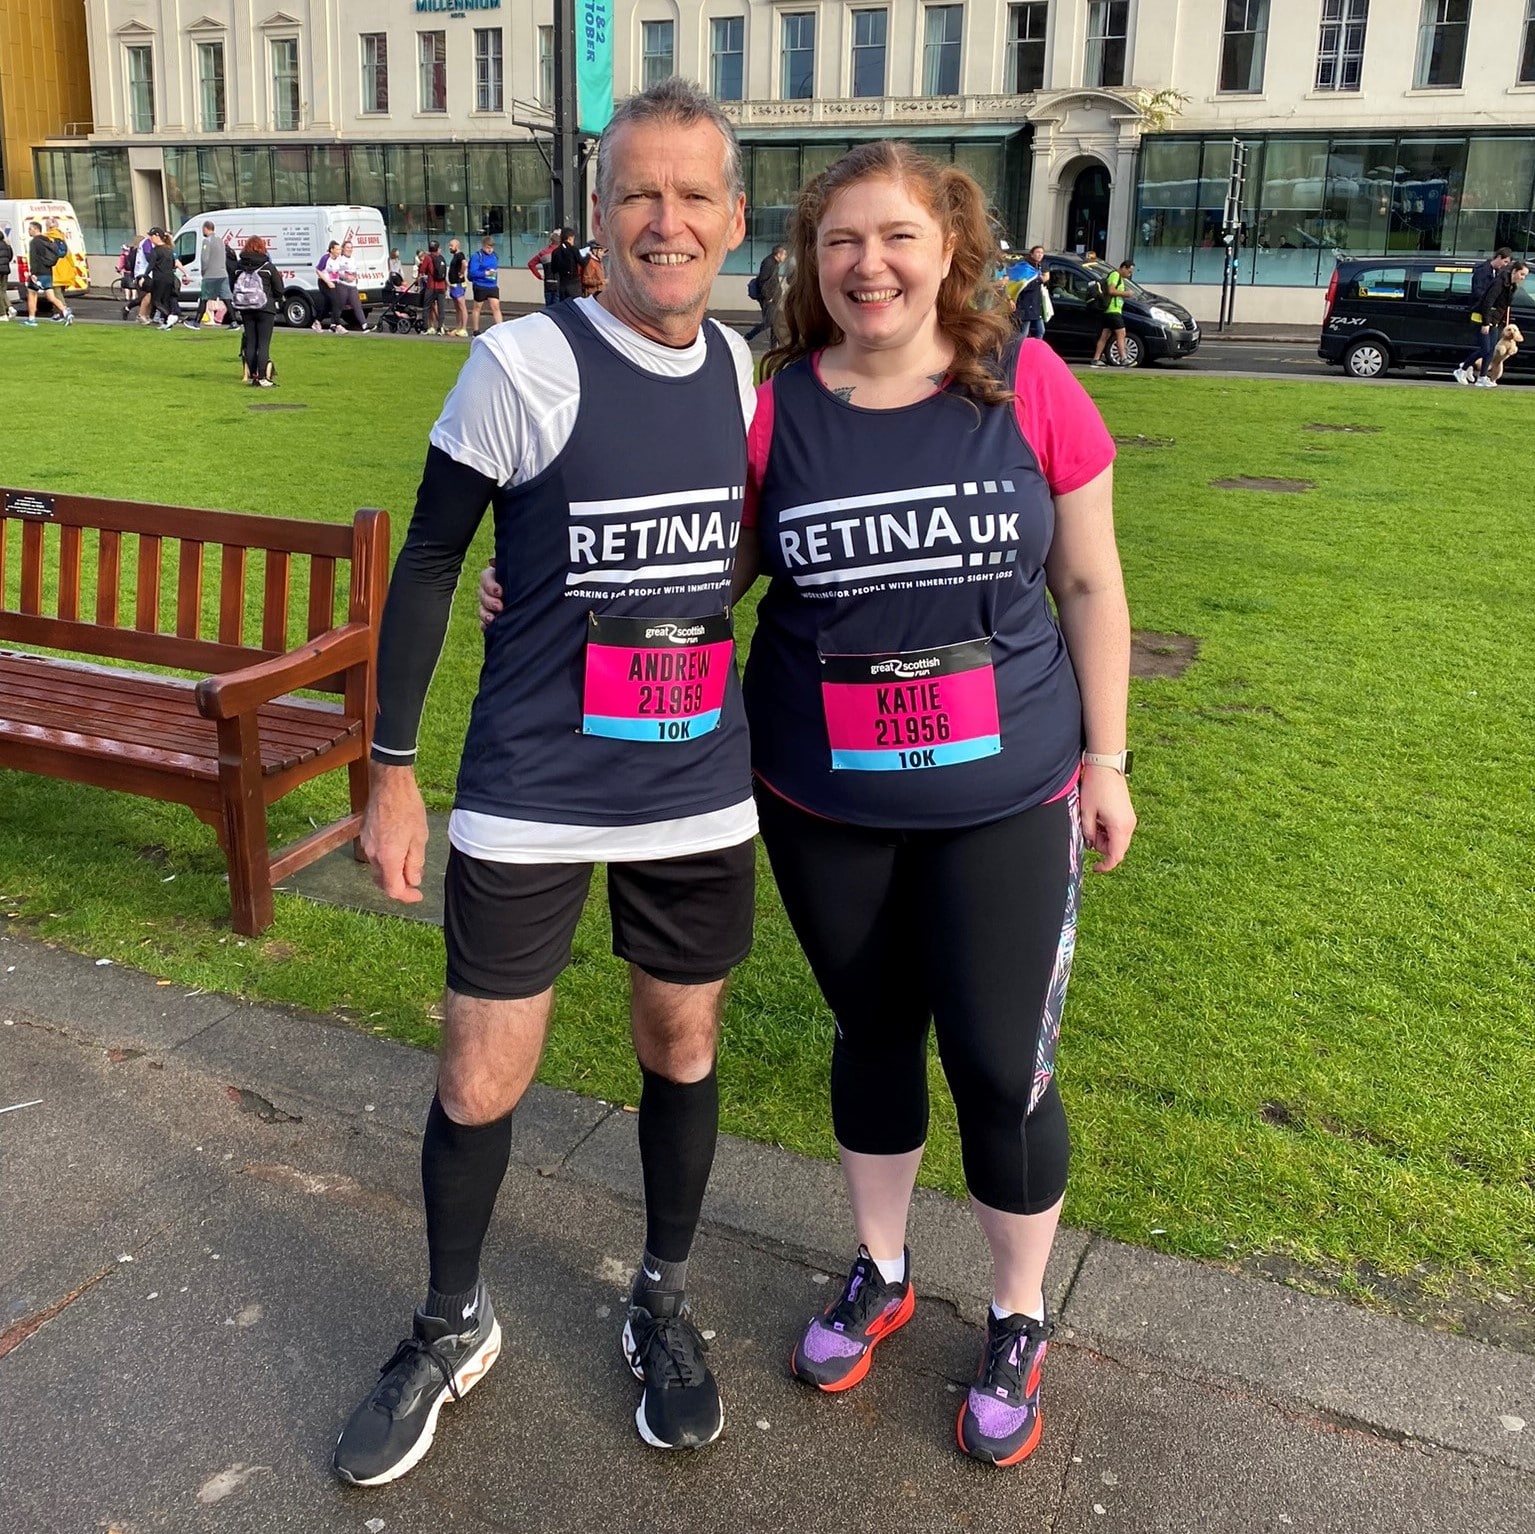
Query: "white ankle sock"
871 1252 907 1286
991 1299 1045 1324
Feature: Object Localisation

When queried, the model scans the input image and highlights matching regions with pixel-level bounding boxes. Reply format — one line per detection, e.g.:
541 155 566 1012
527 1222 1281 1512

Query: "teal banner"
576 0 614 135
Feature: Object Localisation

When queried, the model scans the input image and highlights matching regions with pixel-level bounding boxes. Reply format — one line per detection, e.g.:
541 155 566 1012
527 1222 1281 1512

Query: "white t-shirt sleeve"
428 314 581 485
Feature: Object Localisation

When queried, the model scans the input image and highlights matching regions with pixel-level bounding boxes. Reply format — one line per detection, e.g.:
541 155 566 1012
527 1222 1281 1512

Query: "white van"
172 205 389 328
0 198 90 313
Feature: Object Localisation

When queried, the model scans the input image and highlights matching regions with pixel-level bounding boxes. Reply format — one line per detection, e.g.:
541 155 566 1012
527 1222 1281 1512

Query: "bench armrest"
194 622 375 719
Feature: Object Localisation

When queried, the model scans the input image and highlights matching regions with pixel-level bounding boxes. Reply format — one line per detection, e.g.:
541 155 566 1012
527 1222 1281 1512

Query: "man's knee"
630 971 723 1082
437 987 551 1123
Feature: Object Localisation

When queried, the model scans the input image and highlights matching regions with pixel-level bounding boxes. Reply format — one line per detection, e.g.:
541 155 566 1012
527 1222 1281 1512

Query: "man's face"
592 118 746 343
1028 245 1045 265
450 239 460 253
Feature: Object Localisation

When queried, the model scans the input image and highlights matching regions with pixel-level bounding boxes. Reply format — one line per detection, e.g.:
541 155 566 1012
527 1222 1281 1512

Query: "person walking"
0 228 14 321
421 240 447 334
192 221 233 328
231 235 283 387
1014 243 1050 341
447 238 470 335
312 240 339 332
579 239 606 297
145 229 182 328
330 77 758 1486
133 230 156 323
548 227 583 302
744 244 785 343
21 220 74 326
528 230 560 305
1463 259 1527 388
745 142 1134 1468
468 236 503 331
1090 258 1134 366
331 238 369 332
1454 246 1514 385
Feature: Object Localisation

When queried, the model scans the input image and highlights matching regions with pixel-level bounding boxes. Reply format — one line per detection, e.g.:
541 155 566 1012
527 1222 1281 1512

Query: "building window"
781 13 816 99
1415 0 1469 88
475 28 504 111
361 33 389 114
1085 1 1128 89
711 17 745 101
922 5 963 96
1315 0 1367 91
1006 3 1048 92
271 38 299 130
851 9 888 97
196 40 225 131
642 21 675 88
1523 0 1535 82
539 26 554 108
419 30 447 112
126 44 155 133
1219 0 1268 92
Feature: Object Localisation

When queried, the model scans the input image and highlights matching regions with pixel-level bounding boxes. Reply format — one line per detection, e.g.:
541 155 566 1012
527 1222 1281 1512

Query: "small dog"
1488 322 1523 383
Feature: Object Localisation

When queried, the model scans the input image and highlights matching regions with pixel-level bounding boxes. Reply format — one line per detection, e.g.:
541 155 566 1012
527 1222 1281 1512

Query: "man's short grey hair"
595 77 744 212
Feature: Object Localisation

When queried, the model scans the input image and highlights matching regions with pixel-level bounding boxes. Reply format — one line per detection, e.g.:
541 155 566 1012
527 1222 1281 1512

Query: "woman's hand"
1079 763 1136 872
477 564 503 629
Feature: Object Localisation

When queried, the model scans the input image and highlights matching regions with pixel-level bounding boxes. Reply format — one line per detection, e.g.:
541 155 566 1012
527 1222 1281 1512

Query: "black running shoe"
332 1283 501 1486
622 1291 723 1450
790 1246 914 1392
956 1309 1054 1467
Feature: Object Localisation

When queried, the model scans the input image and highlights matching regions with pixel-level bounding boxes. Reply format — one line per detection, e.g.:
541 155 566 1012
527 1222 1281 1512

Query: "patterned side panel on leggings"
1029 786 1084 1114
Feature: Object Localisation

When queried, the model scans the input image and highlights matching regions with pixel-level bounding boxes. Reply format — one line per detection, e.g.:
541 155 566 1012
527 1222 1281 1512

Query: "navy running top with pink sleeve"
742 338 1114 829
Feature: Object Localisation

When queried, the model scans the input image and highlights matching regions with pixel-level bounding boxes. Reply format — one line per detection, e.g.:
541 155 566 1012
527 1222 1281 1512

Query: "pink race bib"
820 639 1001 772
582 612 733 743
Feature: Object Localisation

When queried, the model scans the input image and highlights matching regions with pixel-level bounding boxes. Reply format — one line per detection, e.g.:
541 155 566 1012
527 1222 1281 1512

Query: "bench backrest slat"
1 488 388 692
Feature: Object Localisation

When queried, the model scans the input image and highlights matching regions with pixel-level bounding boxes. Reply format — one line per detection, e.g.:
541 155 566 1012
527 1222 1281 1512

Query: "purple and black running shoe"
790 1246 915 1392
957 1308 1054 1466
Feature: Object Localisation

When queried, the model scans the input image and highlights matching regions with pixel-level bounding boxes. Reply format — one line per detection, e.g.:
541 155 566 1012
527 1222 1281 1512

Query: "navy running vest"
744 352 1083 829
455 304 751 825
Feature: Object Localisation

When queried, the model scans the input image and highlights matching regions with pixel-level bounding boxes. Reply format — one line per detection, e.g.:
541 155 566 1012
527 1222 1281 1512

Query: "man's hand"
361 763 429 903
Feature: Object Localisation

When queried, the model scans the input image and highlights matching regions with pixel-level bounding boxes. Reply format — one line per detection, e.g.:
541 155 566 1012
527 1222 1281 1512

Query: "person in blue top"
467 235 502 332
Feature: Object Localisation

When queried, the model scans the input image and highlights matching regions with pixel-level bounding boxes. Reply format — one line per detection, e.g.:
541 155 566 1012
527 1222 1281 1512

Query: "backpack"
232 266 268 310
1087 277 1111 311
747 275 761 301
117 242 134 276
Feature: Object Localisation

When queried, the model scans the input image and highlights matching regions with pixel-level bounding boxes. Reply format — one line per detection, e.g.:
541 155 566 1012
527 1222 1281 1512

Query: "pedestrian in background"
134 230 155 323
0 228 13 321
20 219 74 326
579 239 606 297
549 228 583 302
146 229 182 328
528 230 559 305
447 238 470 336
1454 246 1513 385
1014 244 1050 341
313 240 339 332
745 243 785 343
232 235 282 387
1463 259 1527 388
468 236 502 331
422 240 447 334
331 238 369 333
1090 259 1133 367
193 220 233 328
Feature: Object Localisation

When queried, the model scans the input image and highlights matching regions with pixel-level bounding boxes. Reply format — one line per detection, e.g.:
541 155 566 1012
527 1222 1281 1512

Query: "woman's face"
342 241 353 255
816 177 953 354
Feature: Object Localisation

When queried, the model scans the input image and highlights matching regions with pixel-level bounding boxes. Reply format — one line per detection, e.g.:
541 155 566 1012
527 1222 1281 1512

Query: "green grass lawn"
2 323 1532 1321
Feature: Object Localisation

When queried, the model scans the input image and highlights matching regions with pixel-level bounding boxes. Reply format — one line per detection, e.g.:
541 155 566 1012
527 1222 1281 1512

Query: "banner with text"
576 0 614 136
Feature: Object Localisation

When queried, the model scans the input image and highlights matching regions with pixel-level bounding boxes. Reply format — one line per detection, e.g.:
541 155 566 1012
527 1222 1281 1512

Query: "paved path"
2 930 1532 1533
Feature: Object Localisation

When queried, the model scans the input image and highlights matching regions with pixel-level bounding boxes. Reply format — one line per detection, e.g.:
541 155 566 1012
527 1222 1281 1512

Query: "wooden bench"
0 488 389 935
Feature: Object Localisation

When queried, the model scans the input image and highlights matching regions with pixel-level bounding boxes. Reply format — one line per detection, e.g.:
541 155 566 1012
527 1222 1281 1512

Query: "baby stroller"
373 273 424 333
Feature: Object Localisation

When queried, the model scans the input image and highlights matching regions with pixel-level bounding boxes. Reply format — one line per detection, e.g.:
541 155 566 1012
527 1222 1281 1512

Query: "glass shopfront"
40 131 1029 272
1133 129 1535 288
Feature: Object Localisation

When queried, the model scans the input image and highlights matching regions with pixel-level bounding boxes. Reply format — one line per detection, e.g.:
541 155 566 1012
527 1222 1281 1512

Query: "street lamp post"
552 0 582 238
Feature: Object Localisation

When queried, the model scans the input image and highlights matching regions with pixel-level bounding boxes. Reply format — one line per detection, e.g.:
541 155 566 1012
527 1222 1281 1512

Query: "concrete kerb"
3 928 1531 1475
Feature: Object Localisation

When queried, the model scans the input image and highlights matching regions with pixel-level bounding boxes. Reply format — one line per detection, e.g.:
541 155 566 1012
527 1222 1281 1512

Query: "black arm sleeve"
371 443 499 764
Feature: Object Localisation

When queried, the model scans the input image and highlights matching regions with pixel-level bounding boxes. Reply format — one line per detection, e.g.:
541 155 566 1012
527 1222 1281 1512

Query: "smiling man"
332 78 757 1484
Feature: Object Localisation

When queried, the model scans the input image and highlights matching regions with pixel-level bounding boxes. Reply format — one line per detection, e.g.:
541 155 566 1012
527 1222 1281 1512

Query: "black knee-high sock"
636 1065 719 1270
421 1092 516 1301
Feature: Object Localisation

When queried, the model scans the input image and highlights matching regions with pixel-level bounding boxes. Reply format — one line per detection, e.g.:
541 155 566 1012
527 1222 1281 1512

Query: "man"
744 243 785 343
1014 243 1050 341
332 76 756 1485
446 237 470 336
193 220 233 328
548 227 584 302
467 235 502 331
21 221 73 327
528 230 560 305
1464 258 1527 388
1091 258 1134 367
1454 246 1513 385
421 240 447 334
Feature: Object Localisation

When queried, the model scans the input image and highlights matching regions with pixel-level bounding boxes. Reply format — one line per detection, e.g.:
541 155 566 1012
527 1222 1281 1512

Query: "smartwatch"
1082 750 1133 776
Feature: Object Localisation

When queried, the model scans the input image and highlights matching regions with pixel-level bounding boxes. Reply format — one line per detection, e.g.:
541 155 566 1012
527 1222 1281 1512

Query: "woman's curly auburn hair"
763 141 1014 406
241 235 268 257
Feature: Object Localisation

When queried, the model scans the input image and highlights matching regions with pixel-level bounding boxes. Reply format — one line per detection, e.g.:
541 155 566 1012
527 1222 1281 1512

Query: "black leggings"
240 311 275 379
756 786 1081 1215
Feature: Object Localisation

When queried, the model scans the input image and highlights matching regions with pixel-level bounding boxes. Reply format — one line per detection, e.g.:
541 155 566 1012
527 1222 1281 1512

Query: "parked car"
172 205 389 329
1318 255 1535 379
1036 254 1201 367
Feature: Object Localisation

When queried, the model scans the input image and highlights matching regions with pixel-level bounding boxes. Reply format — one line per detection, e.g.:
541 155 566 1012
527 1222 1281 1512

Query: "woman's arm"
1045 463 1137 871
731 524 761 605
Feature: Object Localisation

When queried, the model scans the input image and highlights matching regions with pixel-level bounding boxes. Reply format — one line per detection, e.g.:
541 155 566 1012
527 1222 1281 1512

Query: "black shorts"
444 840 756 1000
472 284 499 302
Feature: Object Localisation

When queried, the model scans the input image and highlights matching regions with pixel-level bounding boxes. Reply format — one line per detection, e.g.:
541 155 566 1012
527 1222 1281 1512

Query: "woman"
479 143 1135 1467
232 235 282 387
330 238 368 333
147 229 182 328
579 240 606 297
313 240 339 332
